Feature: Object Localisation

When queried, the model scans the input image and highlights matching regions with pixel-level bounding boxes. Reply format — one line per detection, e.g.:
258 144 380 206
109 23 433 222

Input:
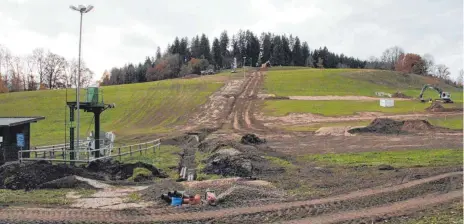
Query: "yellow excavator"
419 84 453 103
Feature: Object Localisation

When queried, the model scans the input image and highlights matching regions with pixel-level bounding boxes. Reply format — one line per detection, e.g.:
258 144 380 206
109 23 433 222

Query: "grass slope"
264 69 463 101
264 100 431 116
0 74 229 145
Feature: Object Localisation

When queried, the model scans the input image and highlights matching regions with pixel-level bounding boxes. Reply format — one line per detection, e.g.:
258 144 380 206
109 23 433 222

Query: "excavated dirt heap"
348 118 436 134
392 91 411 98
241 134 267 145
426 102 446 112
0 159 167 190
86 159 168 180
199 139 284 178
202 149 266 177
425 102 463 112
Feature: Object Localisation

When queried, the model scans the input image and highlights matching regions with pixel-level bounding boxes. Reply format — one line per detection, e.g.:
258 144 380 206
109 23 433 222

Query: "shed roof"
0 117 45 127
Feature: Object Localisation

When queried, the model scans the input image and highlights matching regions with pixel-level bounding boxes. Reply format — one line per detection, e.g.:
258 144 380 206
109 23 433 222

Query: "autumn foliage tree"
394 53 426 75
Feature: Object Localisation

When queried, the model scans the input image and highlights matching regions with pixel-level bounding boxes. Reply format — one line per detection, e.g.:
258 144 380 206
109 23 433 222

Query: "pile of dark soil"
37 176 97 189
392 91 411 98
426 102 446 112
241 134 266 145
202 148 284 178
425 101 462 112
140 179 185 202
0 161 101 190
0 159 167 190
348 118 437 134
87 159 168 180
216 185 284 204
348 118 405 134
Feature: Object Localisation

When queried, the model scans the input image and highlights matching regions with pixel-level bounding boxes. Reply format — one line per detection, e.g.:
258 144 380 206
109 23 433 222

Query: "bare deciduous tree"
9 56 24 92
43 51 66 89
32 48 46 86
381 46 404 70
434 64 451 80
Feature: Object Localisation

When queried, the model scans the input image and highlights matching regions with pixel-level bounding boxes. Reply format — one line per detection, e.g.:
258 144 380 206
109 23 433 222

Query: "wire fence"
18 139 161 164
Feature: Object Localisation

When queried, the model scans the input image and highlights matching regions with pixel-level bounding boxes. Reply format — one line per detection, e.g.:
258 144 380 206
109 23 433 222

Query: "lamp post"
70 4 93 150
243 57 246 79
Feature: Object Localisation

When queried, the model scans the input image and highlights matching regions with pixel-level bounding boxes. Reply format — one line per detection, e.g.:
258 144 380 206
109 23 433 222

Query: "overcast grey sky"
0 0 462 81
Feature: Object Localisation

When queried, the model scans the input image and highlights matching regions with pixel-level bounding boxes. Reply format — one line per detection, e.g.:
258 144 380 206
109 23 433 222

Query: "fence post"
139 144 142 156
118 148 121 161
130 146 132 157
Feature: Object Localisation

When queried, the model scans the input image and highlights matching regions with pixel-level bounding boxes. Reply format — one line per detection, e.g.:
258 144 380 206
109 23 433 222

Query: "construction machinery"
418 84 453 103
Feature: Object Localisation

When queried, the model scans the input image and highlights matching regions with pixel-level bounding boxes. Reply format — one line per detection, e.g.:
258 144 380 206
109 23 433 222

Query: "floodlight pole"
76 11 83 152
70 5 93 154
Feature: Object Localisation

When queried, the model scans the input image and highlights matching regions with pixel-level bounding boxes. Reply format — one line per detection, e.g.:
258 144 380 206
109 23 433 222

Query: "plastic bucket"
171 197 183 206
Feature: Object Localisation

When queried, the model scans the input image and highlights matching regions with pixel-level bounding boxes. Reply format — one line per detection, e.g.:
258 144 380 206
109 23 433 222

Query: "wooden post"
139 144 142 156
129 146 132 157
118 148 121 161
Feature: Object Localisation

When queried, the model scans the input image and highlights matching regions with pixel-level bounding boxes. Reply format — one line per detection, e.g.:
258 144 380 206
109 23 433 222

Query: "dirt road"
231 71 267 132
0 172 460 223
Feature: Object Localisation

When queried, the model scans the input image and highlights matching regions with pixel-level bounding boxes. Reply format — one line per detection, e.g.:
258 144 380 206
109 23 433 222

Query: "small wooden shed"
0 117 45 163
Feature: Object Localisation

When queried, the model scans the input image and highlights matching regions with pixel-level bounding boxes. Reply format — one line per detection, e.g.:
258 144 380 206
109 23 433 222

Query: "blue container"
171 197 183 206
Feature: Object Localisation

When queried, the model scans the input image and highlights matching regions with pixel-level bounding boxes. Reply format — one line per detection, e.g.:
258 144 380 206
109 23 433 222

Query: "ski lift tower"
67 87 115 161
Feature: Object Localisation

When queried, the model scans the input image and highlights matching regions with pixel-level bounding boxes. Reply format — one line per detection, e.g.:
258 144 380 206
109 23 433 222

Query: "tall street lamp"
70 4 93 150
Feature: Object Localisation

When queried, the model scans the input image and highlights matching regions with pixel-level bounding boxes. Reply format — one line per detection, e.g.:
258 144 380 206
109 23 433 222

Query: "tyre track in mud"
232 71 268 132
0 172 460 223
285 190 462 224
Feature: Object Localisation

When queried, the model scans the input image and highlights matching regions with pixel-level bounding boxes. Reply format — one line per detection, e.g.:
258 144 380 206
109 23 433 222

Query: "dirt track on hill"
0 172 460 223
231 71 268 132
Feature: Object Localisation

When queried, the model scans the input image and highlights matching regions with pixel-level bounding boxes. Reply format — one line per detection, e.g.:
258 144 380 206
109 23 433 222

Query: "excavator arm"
418 84 452 103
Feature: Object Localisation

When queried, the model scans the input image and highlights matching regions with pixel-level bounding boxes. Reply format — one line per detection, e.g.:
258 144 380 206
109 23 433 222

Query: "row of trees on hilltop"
365 46 463 87
0 45 94 93
100 30 367 86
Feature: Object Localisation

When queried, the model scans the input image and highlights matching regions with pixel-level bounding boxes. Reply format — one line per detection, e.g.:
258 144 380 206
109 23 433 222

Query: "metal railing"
18 139 161 163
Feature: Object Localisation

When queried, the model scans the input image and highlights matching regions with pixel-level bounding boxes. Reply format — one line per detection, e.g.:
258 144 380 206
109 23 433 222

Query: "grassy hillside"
0 74 229 146
263 68 463 117
264 100 431 116
264 69 463 101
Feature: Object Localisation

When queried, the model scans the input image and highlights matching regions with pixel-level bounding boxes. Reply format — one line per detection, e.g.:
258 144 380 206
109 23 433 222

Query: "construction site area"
0 67 463 223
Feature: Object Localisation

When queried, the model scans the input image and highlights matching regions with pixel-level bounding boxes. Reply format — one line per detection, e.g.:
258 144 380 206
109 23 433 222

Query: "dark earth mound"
0 159 166 190
87 159 168 180
241 134 267 145
348 118 437 135
426 101 463 112
426 101 446 112
140 179 185 202
37 176 97 189
392 91 411 98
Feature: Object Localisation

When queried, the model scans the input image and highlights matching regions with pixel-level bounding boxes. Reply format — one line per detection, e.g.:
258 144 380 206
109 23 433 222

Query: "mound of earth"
241 133 266 145
140 179 185 202
0 159 167 190
37 176 97 189
202 146 282 178
216 185 285 205
348 118 437 134
87 159 168 180
426 102 446 112
426 102 462 112
392 91 411 98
